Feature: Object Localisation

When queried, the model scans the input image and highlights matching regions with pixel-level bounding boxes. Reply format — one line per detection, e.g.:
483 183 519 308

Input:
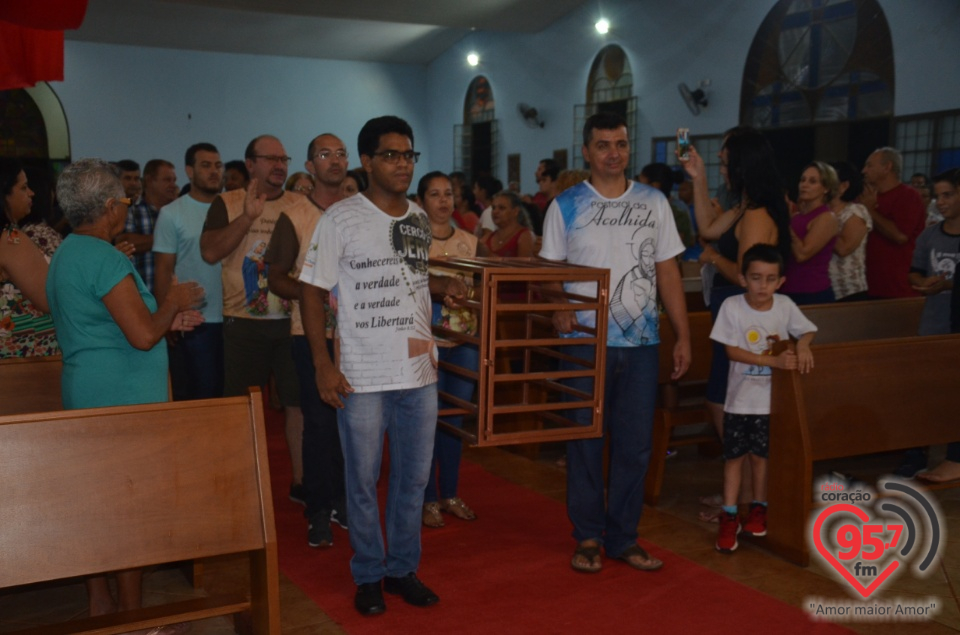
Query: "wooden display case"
430 257 609 446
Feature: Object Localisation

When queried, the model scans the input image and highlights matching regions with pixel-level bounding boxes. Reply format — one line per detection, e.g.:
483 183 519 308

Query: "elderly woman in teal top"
48 158 204 633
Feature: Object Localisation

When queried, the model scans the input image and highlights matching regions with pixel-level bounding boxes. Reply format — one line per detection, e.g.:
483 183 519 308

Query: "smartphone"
677 128 691 162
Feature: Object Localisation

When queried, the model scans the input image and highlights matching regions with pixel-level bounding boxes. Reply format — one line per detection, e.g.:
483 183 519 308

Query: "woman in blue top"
49 158 204 633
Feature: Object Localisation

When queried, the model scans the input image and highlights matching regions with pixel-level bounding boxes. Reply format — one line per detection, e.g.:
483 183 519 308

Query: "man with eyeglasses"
299 116 466 617
265 133 350 549
200 134 312 503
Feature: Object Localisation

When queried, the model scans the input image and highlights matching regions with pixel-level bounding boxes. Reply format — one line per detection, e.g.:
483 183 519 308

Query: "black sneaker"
383 573 439 607
354 581 386 616
289 483 306 506
331 507 349 531
307 512 333 548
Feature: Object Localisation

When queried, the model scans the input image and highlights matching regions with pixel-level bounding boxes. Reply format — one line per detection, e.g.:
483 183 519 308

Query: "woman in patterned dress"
0 159 61 358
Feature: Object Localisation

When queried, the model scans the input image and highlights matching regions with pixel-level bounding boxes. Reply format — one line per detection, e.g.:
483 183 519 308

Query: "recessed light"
595 18 610 34
467 52 480 67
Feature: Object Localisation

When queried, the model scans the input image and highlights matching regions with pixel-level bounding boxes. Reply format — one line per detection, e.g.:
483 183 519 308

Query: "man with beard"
117 158 179 292
153 143 225 401
266 133 350 548
201 134 311 502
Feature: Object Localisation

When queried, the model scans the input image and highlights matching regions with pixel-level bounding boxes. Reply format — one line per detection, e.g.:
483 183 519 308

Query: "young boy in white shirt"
710 243 817 553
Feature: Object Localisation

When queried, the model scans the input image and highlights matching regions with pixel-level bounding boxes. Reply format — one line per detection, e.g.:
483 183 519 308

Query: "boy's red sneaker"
716 511 741 553
742 503 767 537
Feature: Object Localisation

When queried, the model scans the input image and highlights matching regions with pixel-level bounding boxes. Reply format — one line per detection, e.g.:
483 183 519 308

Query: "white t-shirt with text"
299 194 437 392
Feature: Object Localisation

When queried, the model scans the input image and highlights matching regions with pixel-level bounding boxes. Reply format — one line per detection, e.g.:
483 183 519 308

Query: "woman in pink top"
781 162 840 304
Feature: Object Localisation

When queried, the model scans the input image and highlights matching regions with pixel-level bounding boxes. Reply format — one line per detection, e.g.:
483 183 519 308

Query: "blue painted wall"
50 0 960 191
53 41 430 175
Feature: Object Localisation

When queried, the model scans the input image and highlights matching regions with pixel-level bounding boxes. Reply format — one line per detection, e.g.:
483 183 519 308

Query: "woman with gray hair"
781 161 841 304
48 158 204 634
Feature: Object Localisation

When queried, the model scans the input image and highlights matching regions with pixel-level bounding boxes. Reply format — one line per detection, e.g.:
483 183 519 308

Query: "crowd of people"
1 113 958 623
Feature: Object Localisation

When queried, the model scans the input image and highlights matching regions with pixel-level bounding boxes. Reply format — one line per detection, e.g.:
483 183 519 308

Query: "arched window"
575 45 637 172
741 0 894 128
0 82 71 226
454 75 498 183
0 82 70 160
586 44 633 106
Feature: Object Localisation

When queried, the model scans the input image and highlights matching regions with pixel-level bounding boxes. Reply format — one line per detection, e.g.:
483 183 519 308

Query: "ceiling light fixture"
467 52 479 67
595 18 610 35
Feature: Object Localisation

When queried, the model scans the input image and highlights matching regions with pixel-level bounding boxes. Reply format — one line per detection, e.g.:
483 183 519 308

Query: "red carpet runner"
263 407 852 634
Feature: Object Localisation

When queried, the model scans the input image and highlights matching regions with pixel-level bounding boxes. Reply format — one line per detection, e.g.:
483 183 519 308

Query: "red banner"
0 1 88 30
0 0 88 90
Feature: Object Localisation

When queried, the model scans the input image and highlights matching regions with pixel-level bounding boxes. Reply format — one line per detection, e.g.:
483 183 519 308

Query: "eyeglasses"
253 155 292 165
372 150 420 165
292 185 314 193
113 197 132 207
314 150 348 161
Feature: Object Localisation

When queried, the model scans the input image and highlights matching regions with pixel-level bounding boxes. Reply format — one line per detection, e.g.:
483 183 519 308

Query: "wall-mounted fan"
517 103 545 128
678 81 710 116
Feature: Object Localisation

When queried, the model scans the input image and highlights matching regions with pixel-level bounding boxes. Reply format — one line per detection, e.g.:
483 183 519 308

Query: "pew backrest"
0 390 280 633
0 354 63 414
767 333 960 565
801 297 923 344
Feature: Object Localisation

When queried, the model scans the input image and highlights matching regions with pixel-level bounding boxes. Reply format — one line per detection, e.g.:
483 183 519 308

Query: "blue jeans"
168 322 224 401
292 336 344 518
563 344 659 557
425 344 479 502
338 383 438 584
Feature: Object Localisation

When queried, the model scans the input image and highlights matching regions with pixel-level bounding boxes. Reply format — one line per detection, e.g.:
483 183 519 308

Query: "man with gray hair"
861 147 925 298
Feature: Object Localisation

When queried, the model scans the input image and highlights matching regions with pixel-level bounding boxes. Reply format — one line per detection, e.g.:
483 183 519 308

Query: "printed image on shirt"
392 213 431 276
742 328 781 377
242 240 287 316
389 214 436 384
928 247 957 279
609 234 658 345
539 181 686 348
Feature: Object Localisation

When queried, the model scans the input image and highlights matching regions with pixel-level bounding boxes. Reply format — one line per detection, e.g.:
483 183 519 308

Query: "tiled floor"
3 443 959 633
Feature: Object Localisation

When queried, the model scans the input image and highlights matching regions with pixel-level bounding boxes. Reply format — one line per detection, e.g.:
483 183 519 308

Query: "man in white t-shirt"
299 116 466 617
540 111 691 575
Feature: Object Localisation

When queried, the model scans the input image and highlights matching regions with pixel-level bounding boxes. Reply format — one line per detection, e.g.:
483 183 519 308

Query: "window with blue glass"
741 0 894 128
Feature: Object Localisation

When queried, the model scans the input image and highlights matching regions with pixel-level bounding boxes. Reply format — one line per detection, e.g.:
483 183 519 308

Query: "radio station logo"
806 476 944 621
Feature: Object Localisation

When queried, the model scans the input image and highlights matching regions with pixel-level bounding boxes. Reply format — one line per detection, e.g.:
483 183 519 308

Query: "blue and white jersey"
540 180 684 347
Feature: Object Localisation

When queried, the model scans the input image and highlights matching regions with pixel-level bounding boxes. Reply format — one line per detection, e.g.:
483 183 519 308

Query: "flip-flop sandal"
698 508 721 523
615 544 663 571
570 544 602 573
699 494 723 507
918 471 960 483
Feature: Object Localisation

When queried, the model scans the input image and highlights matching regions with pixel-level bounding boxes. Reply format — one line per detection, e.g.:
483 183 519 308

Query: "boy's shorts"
723 412 770 460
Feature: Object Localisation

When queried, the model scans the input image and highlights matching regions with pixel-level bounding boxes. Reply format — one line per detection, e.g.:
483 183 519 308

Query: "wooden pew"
767 334 960 566
0 354 63 413
0 389 280 634
646 310 717 505
800 297 923 344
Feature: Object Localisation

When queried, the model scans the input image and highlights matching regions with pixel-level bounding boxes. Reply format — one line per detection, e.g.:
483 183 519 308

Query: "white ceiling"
66 0 591 64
